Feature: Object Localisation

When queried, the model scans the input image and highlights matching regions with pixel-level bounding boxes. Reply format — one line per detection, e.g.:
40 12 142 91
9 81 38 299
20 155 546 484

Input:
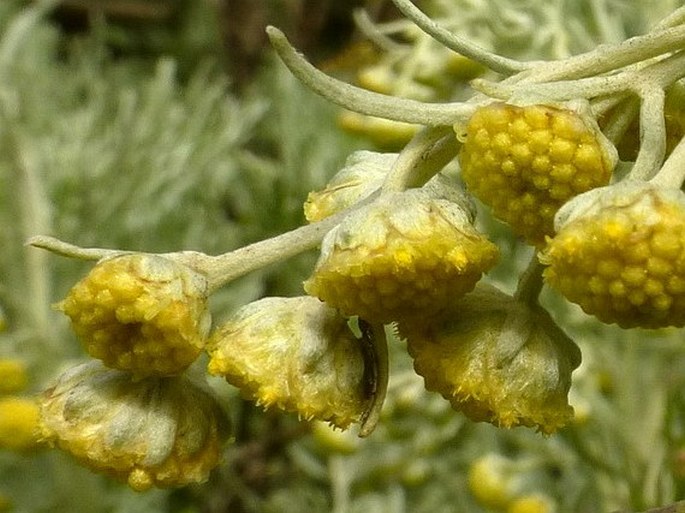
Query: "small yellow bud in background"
468 453 523 510
304 150 394 222
0 396 41 451
399 283 580 433
0 359 29 395
507 494 555 513
311 421 360 455
305 175 499 324
458 101 616 246
58 254 211 377
542 181 685 328
337 111 420 151
207 296 367 430
39 361 231 491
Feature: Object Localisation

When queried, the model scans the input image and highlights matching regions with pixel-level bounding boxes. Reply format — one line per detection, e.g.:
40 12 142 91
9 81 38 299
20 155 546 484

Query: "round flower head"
458 101 616 246
398 283 581 433
304 175 499 324
207 296 367 429
58 254 211 377
304 150 395 222
0 396 41 451
541 181 685 328
39 361 230 491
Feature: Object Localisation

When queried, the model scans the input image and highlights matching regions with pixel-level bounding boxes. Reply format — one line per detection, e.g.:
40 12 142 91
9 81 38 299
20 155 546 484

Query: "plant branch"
390 0 532 75
266 26 476 126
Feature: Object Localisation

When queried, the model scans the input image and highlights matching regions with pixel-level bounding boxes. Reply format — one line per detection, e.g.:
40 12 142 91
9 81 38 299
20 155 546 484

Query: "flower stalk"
266 26 476 126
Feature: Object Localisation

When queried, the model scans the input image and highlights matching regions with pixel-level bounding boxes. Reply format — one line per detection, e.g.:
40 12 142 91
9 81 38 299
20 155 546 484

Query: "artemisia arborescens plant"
28 0 685 496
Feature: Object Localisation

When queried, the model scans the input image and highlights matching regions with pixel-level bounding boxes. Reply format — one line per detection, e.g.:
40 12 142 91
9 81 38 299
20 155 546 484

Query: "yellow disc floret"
541 181 685 329
458 102 616 246
58 254 211 377
305 183 499 324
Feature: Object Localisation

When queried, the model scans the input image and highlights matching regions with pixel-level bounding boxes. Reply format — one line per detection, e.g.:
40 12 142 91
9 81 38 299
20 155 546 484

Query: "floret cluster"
458 102 615 246
541 182 685 328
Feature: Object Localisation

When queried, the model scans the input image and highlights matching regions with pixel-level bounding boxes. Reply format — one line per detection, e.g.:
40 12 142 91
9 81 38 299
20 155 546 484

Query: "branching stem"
266 26 475 126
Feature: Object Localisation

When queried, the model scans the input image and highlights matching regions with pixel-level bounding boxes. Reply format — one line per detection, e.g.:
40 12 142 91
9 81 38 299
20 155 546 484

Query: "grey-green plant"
2 1 685 513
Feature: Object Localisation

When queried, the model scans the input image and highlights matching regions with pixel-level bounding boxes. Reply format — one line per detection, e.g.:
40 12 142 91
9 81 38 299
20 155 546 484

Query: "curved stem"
202 209 347 292
474 69 630 103
653 6 685 30
358 321 389 438
518 23 685 83
266 26 475 126
390 0 532 75
352 8 405 53
628 87 666 180
380 125 458 193
26 235 127 261
650 135 685 189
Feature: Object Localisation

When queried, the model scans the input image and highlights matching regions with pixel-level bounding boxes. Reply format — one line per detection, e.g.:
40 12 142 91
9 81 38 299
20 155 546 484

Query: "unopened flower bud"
304 150 394 222
207 296 367 430
305 178 499 324
39 361 230 491
58 254 211 377
542 181 685 328
398 284 580 433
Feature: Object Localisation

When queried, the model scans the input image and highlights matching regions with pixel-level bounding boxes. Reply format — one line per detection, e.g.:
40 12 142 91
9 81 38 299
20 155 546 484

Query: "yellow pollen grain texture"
305 225 499 324
458 103 614 246
542 195 685 328
59 255 209 376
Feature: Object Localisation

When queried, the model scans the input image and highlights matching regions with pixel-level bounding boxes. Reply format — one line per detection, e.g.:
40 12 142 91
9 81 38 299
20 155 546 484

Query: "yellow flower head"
0 396 42 451
304 150 394 222
541 181 685 328
39 361 230 491
398 284 581 433
0 358 29 394
58 254 211 377
304 177 499 324
207 296 367 430
458 101 616 246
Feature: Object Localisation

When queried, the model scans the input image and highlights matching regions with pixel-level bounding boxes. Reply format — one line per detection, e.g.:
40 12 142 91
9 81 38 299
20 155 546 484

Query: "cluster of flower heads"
30 0 685 492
